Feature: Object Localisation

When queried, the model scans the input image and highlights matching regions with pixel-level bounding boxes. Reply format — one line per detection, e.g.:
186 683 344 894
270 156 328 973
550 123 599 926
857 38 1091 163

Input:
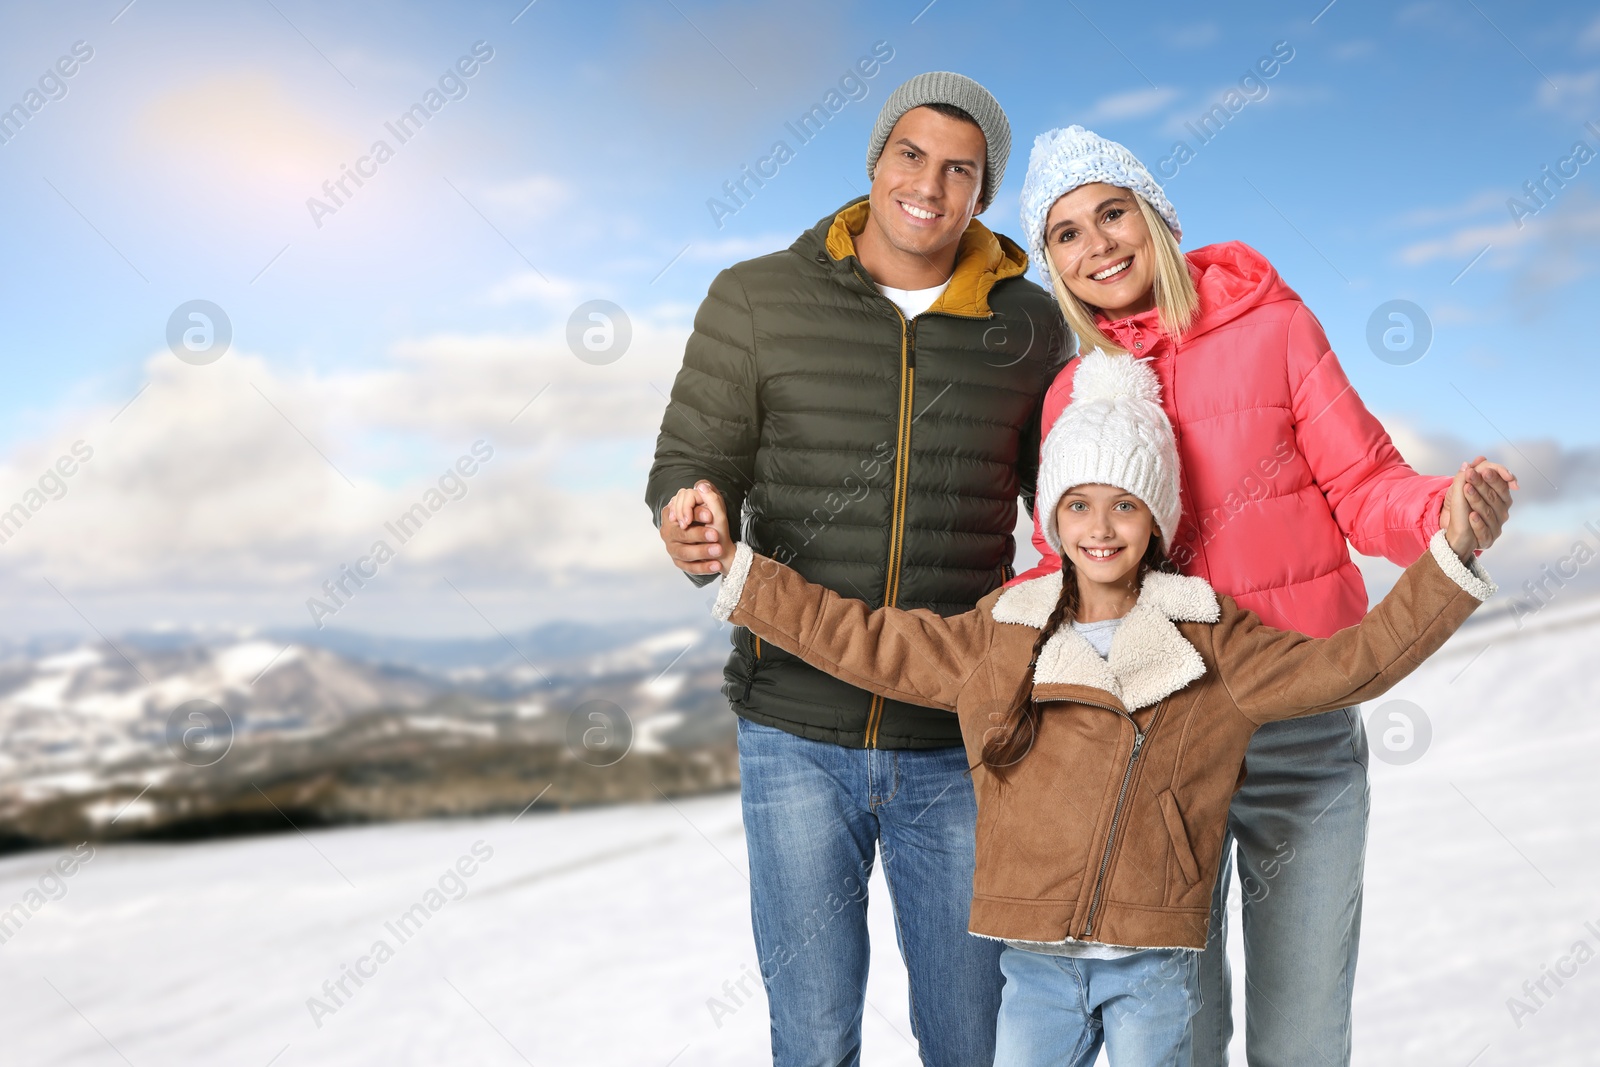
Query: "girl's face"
1044 183 1158 322
1054 484 1154 586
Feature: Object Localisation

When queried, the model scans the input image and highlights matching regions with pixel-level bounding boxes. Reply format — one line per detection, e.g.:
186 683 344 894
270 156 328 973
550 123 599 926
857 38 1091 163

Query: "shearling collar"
992 569 1221 710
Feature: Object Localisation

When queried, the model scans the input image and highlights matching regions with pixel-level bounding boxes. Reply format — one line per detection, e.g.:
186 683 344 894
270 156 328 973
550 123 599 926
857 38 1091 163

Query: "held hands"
1442 457 1515 561
665 463 1515 571
660 481 735 576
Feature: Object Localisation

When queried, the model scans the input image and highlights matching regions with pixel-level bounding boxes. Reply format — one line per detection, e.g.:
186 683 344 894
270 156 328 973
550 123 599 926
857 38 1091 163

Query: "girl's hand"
1437 455 1517 552
1442 463 1492 562
664 482 734 570
666 486 704 531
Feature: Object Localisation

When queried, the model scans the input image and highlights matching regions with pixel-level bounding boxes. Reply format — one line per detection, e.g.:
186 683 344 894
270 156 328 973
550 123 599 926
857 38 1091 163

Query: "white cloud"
1397 199 1600 267
1536 69 1600 115
1377 415 1597 507
1394 2 1457 30
346 320 691 446
3 316 1593 638
1426 302 1492 326
1077 87 1181 126
1582 14 1600 50
0 309 705 632
477 174 572 220
1355 414 1600 600
1331 40 1375 61
1158 23 1219 49
1395 191 1504 228
1505 193 1600 314
1396 219 1526 265
1156 83 1326 139
684 234 792 261
483 270 586 306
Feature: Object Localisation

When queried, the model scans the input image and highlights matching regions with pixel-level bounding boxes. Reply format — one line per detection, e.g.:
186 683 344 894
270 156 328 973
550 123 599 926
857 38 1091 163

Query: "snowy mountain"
0 622 736 847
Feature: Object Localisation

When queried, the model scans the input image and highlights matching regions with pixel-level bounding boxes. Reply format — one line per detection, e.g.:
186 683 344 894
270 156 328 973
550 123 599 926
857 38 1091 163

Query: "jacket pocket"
732 627 763 706
1158 789 1201 886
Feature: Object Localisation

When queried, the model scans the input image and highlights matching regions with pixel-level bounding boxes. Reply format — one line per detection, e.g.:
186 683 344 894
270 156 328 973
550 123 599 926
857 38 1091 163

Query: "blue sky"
0 0 1597 636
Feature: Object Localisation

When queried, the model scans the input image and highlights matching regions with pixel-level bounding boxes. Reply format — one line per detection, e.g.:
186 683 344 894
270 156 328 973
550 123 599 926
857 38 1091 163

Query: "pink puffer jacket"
1013 241 1450 638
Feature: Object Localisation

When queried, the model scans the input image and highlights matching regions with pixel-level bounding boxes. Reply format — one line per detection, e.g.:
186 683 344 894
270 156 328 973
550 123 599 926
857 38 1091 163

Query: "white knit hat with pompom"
1037 349 1181 554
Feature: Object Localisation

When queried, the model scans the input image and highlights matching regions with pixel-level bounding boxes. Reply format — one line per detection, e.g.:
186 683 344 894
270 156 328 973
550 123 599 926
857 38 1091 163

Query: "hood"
790 196 1031 318
1095 240 1301 344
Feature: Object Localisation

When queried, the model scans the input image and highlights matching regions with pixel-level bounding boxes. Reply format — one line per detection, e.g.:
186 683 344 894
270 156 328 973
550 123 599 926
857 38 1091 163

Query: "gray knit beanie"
866 72 1010 212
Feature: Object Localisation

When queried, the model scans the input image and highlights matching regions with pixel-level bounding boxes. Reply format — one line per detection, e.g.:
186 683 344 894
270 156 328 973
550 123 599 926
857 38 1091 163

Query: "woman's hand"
1438 455 1517 552
1442 461 1508 561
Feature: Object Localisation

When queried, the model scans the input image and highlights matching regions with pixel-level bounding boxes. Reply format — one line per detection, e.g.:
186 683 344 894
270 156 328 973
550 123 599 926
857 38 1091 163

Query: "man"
647 72 1066 1066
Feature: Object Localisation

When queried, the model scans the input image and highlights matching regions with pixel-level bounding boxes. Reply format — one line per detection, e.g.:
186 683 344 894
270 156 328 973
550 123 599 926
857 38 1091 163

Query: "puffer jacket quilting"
648 196 1067 748
1015 241 1450 638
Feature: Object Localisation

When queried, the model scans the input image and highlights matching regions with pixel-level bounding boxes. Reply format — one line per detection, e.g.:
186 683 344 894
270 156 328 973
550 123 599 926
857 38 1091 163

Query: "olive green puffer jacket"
647 196 1067 749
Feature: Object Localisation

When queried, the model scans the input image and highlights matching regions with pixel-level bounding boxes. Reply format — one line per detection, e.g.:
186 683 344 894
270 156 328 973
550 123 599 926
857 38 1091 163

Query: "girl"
1010 125 1518 1064
668 349 1499 1064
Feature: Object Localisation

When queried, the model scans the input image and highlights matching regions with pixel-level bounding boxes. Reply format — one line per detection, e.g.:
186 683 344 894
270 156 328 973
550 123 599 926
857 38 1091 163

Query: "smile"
1090 258 1132 282
1081 546 1124 561
900 201 940 221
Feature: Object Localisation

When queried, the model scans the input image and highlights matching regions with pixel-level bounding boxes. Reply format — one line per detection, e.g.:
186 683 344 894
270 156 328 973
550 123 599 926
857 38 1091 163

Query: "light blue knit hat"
1018 125 1182 290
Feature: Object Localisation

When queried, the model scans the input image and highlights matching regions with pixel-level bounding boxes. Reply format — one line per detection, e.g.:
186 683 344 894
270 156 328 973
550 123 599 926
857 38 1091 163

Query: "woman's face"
1054 483 1154 587
1044 183 1158 322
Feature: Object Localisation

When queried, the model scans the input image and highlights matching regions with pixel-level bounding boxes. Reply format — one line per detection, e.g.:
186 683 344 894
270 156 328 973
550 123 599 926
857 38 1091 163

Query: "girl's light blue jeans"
993 943 1201 1065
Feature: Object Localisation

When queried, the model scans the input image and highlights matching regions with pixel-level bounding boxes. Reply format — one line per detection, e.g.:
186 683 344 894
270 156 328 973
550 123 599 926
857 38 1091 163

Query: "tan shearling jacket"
713 530 1495 950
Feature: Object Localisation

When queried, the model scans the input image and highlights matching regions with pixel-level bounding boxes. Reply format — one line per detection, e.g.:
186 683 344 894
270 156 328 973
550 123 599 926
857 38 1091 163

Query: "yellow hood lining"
823 200 1028 318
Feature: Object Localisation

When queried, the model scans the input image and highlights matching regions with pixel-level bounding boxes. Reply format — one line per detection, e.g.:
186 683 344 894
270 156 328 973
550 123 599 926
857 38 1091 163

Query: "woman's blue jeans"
736 716 1001 1067
1190 706 1371 1066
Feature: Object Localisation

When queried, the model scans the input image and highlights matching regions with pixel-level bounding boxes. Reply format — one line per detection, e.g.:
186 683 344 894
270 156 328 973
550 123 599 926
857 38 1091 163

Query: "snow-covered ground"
2 595 1598 1065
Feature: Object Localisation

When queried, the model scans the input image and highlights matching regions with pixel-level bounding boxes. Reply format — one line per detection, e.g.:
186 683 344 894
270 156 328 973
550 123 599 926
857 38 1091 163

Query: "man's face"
865 106 986 264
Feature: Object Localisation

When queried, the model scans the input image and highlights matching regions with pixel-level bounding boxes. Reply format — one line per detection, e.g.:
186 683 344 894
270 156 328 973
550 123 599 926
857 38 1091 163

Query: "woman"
1009 125 1516 1064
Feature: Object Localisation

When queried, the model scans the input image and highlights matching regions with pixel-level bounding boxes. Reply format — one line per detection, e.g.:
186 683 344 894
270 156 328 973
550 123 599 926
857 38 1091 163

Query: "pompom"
1069 348 1162 405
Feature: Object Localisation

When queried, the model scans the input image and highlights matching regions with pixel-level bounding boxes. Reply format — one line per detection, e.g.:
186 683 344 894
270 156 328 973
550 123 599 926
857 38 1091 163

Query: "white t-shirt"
1072 616 1121 659
875 278 951 319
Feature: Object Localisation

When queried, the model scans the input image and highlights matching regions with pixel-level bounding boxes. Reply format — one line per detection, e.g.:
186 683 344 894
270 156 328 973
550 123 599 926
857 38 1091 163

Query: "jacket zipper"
854 264 916 749
843 254 995 747
1081 702 1159 939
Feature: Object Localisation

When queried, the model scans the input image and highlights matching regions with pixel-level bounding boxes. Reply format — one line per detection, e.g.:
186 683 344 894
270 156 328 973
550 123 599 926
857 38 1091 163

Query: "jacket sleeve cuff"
711 542 755 622
1428 528 1497 601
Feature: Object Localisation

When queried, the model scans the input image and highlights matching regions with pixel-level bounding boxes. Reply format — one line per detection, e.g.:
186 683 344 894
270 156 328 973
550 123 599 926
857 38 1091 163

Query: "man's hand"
660 480 735 576
1439 455 1517 551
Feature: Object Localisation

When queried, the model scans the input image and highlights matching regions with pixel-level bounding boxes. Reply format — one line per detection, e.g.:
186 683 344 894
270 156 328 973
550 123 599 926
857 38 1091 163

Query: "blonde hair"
1044 192 1199 355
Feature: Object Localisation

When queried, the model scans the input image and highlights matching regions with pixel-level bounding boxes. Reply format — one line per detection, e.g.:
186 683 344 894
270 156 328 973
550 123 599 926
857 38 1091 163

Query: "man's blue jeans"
1190 706 1371 1066
993 945 1201 1065
736 716 1001 1067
